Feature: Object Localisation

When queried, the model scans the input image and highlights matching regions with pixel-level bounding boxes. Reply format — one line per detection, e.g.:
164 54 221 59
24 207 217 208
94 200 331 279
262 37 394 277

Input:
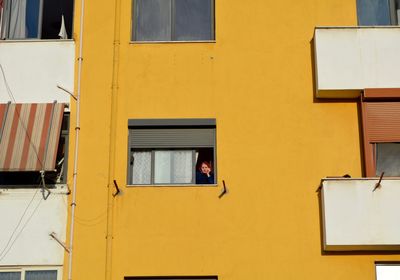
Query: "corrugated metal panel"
0 103 64 171
364 88 400 99
129 118 216 127
363 102 400 142
129 128 215 148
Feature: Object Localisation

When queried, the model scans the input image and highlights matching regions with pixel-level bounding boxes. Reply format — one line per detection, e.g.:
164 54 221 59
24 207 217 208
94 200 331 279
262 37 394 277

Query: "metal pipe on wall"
67 0 85 278
105 0 122 277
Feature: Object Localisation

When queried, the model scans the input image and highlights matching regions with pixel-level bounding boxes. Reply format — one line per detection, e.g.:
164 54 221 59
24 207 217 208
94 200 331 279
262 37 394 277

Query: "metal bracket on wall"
112 180 120 197
50 232 70 253
219 180 228 199
373 172 385 192
40 170 51 200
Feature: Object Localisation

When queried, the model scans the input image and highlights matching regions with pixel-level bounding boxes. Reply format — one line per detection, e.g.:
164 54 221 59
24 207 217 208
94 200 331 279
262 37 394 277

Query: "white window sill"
127 184 218 187
130 40 216 44
0 39 74 43
0 184 69 193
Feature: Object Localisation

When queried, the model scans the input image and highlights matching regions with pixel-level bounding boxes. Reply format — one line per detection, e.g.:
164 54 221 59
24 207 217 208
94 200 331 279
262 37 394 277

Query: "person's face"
201 163 211 174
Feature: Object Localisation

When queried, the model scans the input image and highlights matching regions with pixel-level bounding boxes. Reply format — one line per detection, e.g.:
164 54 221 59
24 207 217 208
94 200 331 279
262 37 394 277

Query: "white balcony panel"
376 264 400 280
321 178 400 251
0 41 74 105
314 27 400 98
0 186 68 265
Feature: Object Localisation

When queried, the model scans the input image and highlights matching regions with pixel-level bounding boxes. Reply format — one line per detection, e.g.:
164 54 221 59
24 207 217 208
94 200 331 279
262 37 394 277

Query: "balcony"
0 40 74 104
0 185 68 265
320 178 400 251
313 27 400 98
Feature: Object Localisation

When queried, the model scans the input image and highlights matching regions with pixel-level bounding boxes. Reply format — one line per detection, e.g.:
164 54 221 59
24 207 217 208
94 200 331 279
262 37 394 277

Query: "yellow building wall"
65 0 400 279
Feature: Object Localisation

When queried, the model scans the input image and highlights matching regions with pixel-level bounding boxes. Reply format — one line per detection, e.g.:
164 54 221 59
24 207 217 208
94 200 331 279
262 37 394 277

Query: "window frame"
131 0 215 43
356 0 400 26
0 0 74 40
361 89 400 177
0 266 62 280
127 119 217 186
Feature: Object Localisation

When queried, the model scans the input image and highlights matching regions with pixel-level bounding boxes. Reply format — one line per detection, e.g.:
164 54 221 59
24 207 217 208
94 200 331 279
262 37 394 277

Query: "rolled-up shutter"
128 119 216 149
129 128 215 148
362 102 400 143
361 90 400 176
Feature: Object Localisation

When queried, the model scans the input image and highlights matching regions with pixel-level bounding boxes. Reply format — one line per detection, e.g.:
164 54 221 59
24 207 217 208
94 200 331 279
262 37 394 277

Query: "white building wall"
0 186 68 266
0 41 75 105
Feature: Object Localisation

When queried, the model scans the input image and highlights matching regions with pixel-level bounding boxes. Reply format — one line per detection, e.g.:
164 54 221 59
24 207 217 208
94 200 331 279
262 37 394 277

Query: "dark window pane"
134 0 171 41
25 270 57 280
26 0 41 38
195 147 215 184
393 0 400 24
174 0 213 41
0 272 21 280
41 0 74 39
357 0 391 25
376 143 400 176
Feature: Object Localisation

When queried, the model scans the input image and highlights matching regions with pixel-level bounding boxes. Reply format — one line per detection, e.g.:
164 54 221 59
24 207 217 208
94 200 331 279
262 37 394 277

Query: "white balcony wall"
0 186 68 265
314 27 400 98
376 264 400 280
321 178 400 251
0 41 74 104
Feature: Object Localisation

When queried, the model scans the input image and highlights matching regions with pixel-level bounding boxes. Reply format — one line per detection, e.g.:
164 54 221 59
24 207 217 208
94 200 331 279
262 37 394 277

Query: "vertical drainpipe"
105 0 122 277
68 0 85 279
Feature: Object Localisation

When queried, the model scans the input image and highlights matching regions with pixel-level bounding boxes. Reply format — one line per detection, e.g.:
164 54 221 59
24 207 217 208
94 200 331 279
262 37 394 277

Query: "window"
361 89 400 177
0 0 73 39
376 262 400 280
0 268 59 280
125 277 218 280
128 119 216 185
132 0 215 42
0 103 68 186
357 0 400 25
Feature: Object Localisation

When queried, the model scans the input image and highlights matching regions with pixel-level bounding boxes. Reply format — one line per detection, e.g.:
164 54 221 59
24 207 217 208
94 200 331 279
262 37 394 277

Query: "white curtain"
154 150 193 184
1 0 27 39
132 151 152 184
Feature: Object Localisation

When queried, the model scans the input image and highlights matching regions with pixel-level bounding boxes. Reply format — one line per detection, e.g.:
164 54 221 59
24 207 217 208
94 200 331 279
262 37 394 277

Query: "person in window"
196 161 214 184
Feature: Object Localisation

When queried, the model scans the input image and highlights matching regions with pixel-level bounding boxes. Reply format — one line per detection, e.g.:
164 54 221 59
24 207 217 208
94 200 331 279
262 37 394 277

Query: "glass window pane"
171 150 193 183
154 150 172 183
154 150 193 184
357 0 391 25
134 0 171 41
174 0 213 40
26 0 41 38
25 270 57 280
376 143 400 176
0 272 21 280
132 151 152 184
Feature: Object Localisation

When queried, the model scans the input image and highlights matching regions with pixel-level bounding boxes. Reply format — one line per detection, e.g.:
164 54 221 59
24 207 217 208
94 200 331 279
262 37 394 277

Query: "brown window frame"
361 88 400 177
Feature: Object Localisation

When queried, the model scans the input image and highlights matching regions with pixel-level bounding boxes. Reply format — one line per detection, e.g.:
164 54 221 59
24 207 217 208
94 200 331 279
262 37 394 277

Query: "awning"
0 103 65 171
